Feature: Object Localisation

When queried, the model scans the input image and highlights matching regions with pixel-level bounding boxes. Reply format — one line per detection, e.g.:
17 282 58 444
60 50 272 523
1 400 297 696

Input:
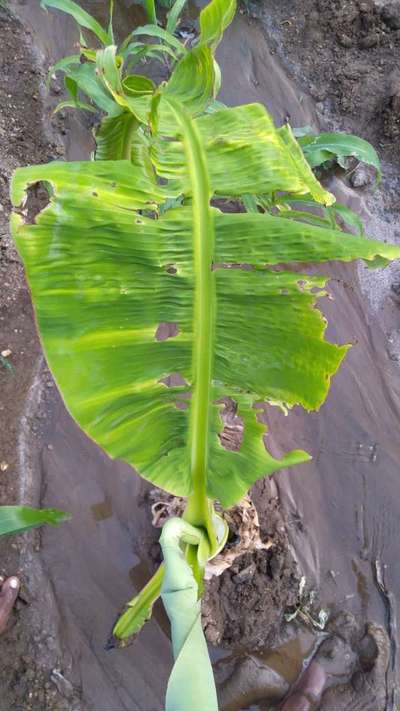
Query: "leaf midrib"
166 99 216 543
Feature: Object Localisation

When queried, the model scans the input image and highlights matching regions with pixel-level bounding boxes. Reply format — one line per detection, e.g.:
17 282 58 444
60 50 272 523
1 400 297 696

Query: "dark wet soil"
0 6 75 709
242 0 400 707
259 0 400 162
2 0 400 709
203 480 301 651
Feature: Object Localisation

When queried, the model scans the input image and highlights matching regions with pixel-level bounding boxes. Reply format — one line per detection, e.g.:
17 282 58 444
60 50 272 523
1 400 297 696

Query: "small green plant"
10 0 400 707
0 506 69 536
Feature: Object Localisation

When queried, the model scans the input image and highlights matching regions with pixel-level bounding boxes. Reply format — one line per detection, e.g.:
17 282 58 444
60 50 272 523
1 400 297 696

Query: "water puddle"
210 629 317 709
91 495 114 522
255 630 316 685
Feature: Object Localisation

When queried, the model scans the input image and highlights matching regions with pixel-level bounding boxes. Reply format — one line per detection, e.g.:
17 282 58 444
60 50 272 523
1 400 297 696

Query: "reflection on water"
255 629 316 685
352 558 370 619
213 628 318 710
90 494 113 521
128 558 151 589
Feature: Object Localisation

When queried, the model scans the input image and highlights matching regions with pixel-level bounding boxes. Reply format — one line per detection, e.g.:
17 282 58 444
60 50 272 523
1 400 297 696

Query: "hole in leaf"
155 322 179 341
136 208 157 220
165 264 178 275
217 397 244 452
175 400 189 410
159 372 188 388
21 181 52 225
175 390 191 409
211 197 246 213
213 262 253 272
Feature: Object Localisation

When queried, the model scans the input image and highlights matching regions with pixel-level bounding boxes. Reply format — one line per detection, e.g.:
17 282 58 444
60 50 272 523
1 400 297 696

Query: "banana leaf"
10 102 400 512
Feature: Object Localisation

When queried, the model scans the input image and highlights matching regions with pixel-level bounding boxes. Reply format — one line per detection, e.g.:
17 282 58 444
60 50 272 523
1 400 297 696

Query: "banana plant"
11 89 400 639
11 0 400 707
42 0 190 118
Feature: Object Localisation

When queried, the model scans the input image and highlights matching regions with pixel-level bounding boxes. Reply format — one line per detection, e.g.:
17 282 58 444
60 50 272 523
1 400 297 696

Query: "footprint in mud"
217 613 390 710
319 621 390 710
280 615 390 711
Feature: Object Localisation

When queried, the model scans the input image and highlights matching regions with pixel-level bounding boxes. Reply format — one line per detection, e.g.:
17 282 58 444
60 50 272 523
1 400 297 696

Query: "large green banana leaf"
11 102 400 509
153 104 334 202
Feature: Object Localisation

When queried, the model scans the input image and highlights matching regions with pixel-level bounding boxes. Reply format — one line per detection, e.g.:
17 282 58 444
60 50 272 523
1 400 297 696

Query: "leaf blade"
166 0 188 34
199 0 236 50
113 565 164 639
40 0 111 45
10 103 400 510
301 131 381 183
0 506 70 536
128 25 186 55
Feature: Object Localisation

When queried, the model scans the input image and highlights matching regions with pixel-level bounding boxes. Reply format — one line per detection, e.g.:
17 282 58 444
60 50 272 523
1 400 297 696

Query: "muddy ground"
1 0 400 709
263 0 400 155
0 7 73 710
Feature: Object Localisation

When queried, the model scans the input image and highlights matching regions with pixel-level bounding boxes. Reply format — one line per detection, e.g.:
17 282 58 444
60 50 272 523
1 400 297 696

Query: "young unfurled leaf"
54 98 97 114
113 510 227 641
160 519 218 711
123 75 155 96
56 75 97 114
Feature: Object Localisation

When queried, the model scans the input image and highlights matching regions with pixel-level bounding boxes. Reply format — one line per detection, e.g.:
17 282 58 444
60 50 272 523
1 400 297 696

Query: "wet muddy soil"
1 0 400 708
202 483 302 652
0 6 74 709
259 0 400 162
